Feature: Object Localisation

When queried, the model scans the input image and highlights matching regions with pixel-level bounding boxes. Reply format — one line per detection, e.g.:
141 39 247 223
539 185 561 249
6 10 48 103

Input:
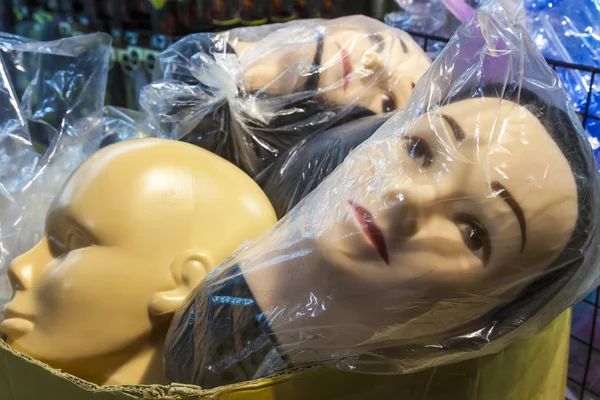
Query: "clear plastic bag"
139 16 432 179
0 33 124 307
440 0 600 118
165 0 600 388
525 0 600 116
441 0 525 24
99 106 145 148
257 112 393 218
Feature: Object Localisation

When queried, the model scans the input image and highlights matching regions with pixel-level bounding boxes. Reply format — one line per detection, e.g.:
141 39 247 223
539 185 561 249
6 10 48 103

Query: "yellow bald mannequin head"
0 138 277 386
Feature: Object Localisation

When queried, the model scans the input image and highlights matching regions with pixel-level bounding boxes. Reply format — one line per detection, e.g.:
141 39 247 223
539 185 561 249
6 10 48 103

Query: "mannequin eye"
455 215 491 264
381 92 397 113
48 233 66 258
403 136 433 168
66 232 92 252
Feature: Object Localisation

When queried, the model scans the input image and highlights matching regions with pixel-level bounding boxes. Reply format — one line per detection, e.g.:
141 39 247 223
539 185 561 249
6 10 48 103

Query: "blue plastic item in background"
525 0 600 120
426 0 600 142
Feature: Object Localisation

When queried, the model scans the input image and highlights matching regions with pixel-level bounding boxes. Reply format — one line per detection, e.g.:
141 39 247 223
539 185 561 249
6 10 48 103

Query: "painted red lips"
348 200 389 265
336 42 352 92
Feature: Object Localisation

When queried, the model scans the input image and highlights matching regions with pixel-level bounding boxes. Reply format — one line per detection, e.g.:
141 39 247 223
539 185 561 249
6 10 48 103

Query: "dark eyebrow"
369 33 409 54
491 181 527 251
441 114 466 143
368 33 386 53
304 28 324 91
399 38 408 53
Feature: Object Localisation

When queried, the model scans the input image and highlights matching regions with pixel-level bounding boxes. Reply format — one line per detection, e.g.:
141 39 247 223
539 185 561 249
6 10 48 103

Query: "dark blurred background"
0 0 403 109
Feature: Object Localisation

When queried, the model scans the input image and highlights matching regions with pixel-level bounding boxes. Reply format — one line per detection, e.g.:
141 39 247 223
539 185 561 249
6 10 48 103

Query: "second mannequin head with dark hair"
144 16 431 178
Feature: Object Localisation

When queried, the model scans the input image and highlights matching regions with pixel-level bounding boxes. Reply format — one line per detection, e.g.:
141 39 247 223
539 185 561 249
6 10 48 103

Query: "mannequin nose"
361 50 384 74
7 239 49 291
381 185 438 238
8 255 34 291
384 182 438 208
8 251 37 291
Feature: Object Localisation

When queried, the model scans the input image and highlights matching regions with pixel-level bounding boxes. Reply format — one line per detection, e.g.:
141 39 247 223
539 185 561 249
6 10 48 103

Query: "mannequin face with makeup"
317 26 430 114
234 18 431 113
163 96 584 384
316 97 578 293
0 138 277 385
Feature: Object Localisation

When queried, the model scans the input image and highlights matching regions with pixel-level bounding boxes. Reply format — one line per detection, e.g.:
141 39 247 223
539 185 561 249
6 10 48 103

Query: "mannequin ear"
148 251 213 322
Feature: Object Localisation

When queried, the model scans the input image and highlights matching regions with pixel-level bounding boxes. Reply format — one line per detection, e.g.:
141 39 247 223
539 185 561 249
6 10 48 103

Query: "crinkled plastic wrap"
431 0 599 118
525 0 600 115
139 16 431 179
0 33 131 307
99 106 145 148
589 133 600 168
0 103 152 308
257 112 393 218
165 1 600 389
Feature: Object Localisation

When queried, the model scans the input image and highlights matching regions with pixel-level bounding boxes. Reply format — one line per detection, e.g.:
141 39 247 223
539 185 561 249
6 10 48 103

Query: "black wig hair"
178 95 375 179
257 112 392 218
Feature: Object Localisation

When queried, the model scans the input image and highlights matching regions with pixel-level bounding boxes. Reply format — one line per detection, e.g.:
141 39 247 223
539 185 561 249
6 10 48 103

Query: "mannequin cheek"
31 250 153 356
319 217 357 250
355 93 383 114
483 257 550 298
390 246 487 288
390 79 415 109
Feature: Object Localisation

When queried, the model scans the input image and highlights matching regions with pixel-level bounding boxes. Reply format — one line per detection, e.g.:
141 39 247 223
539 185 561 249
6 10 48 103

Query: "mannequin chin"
0 138 277 386
165 92 585 388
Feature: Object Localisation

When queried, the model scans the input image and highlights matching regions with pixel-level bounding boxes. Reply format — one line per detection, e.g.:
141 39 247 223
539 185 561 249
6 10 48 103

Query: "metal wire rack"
406 30 600 140
406 30 600 400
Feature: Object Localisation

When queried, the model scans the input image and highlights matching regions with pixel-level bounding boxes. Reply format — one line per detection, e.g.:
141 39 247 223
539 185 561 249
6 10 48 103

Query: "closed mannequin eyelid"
46 220 98 257
47 232 66 257
66 231 94 251
49 211 101 246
